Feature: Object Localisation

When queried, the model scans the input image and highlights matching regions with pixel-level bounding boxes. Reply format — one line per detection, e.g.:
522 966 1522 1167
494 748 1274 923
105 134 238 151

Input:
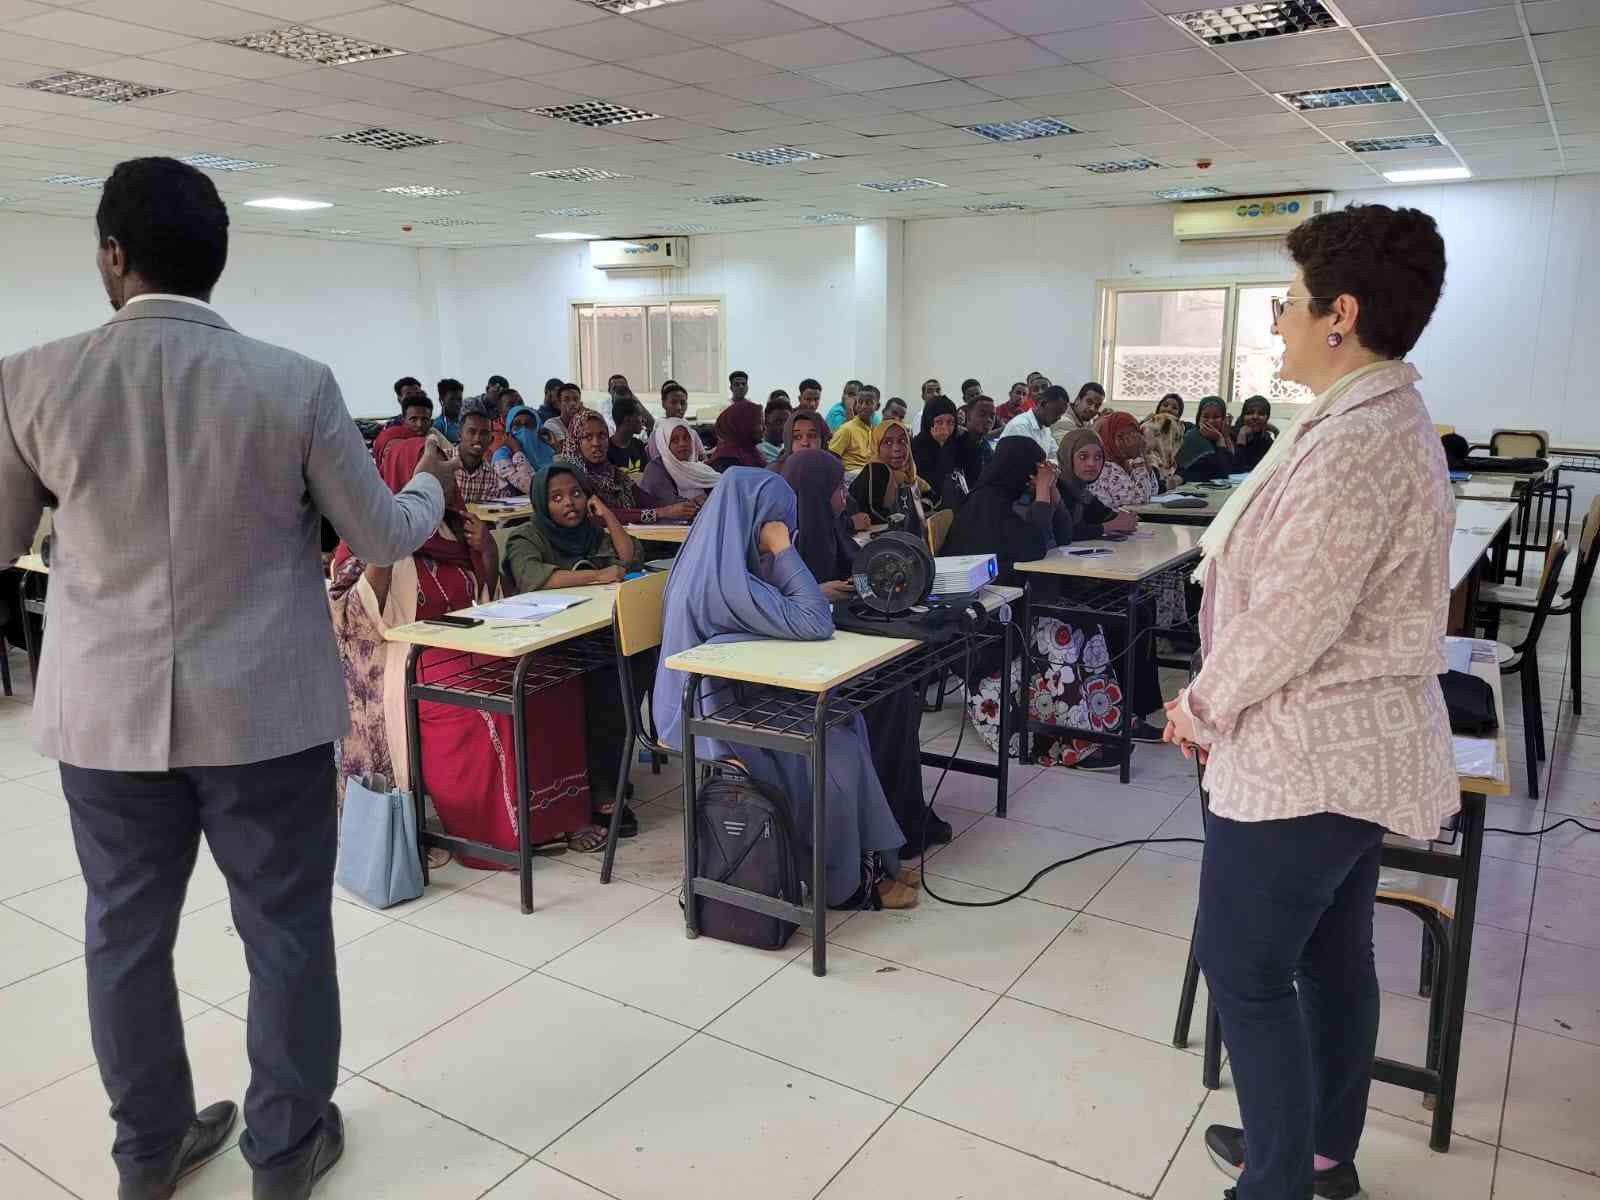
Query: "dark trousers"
1194 811 1385 1200
61 744 340 1184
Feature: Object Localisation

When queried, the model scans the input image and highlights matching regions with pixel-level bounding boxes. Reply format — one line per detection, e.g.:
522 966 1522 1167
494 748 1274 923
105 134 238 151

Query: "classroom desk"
383 584 619 914
1126 485 1231 525
1449 501 1518 634
1463 468 1553 586
668 612 1014 977
1451 478 1516 503
626 522 691 544
1177 641 1509 1152
468 499 532 526
1013 526 1204 782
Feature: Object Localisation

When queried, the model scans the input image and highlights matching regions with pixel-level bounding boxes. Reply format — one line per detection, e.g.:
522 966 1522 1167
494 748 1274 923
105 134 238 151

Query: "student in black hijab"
911 395 965 508
943 437 1062 583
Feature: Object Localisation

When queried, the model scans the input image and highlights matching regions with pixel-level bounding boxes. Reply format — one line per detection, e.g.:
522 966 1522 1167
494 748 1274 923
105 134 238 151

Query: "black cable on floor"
1485 816 1600 837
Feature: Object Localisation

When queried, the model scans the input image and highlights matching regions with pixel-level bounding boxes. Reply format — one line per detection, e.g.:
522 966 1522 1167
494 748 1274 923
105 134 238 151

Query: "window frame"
568 294 727 414
1091 274 1303 414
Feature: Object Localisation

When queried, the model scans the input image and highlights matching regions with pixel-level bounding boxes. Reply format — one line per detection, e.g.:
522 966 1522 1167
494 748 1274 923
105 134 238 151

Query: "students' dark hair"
393 376 421 397
1241 394 1270 414
1077 381 1105 399
612 394 641 424
845 379 862 389
1285 202 1446 359
460 395 494 421
968 394 995 410
557 381 581 398
402 395 433 413
1441 433 1470 463
858 384 880 399
661 379 682 397
885 396 908 410
1160 392 1182 404
1197 395 1227 421
960 378 980 391
764 396 792 417
488 374 510 389
729 369 748 383
437 377 462 396
544 376 563 395
768 389 790 402
798 378 821 392
1040 384 1069 408
96 157 228 298
607 372 626 385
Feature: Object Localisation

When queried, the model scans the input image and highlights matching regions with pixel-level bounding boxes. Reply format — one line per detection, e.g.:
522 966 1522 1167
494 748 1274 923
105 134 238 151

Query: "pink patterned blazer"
1185 361 1458 840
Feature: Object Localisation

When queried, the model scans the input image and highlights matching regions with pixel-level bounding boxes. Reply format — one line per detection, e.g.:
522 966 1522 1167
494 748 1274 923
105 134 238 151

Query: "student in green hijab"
505 464 641 591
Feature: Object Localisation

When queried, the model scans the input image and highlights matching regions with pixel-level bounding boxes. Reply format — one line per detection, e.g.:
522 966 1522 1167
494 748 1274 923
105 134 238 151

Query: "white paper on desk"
1148 492 1194 505
1442 638 1473 674
1453 735 1503 781
463 593 587 623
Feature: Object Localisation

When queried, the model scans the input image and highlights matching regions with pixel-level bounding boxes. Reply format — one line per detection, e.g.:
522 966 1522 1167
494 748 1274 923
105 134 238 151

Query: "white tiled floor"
4 586 1600 1200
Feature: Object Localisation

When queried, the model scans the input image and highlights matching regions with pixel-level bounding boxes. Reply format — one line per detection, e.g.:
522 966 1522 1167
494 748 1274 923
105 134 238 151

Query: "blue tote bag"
337 773 424 909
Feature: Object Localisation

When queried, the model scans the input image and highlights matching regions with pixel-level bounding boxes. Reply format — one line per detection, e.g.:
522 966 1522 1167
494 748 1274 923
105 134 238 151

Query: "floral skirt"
967 616 1125 768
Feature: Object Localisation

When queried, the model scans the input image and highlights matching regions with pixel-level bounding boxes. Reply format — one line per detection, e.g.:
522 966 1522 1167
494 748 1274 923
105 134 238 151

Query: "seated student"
1089 411 1162 507
433 378 464 444
504 464 644 838
560 410 698 524
484 387 523 459
943 437 1057 585
828 384 882 470
1177 395 1237 482
1140 412 1186 490
489 399 551 495
995 380 1028 425
707 399 766 471
330 440 603 858
1232 394 1275 472
958 395 998 480
783 450 954 855
541 381 584 445
770 408 828 472
912 395 966 508
537 376 563 424
759 393 792 464
1155 392 1186 425
882 396 909 424
1000 383 1069 457
372 392 433 465
607 394 649 472
661 380 689 420
1441 432 1471 469
823 378 864 432
1057 429 1139 540
652 468 917 908
453 400 508 506
640 417 721 505
383 376 424 427
848 419 925 537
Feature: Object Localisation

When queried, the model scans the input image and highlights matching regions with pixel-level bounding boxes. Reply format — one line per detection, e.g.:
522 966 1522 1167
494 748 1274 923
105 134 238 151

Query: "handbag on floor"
337 773 424 909
692 774 804 951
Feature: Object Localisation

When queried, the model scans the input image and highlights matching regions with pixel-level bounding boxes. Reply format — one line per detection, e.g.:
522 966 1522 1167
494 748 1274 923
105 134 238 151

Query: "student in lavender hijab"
782 451 953 856
652 468 918 908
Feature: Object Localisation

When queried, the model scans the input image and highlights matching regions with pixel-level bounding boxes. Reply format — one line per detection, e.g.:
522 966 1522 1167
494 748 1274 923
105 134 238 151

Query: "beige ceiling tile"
872 78 989 109
8 10 193 55
1036 18 1194 62
619 85 743 116
633 0 819 45
145 40 318 79
701 72 843 103
137 91 272 121
77 55 237 91
1403 65 1537 96
1420 87 1544 114
531 20 700 63
912 38 1064 78
1124 74 1260 105
1300 101 1421 128
342 54 493 90
192 78 328 107
1164 95 1288 123
626 46 774 85
807 55 945 90
0 30 145 71
971 63 1104 97
1540 56 1600 83
1385 40 1532 77
840 6 1012 53
1526 0 1600 34
314 6 500 52
427 38 590 78
1362 8 1524 55
922 98 1034 125
442 77 588 106
1087 48 1227 86
76 0 267 39
1246 61 1400 94
1213 28 1367 71
405 0 610 36
1534 28 1600 61
386 89 508 119
730 27 885 70
770 91 900 118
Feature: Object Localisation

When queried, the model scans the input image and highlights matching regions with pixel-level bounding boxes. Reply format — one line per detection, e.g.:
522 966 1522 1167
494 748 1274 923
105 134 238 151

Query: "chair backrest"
1490 428 1549 457
1526 530 1569 647
1570 495 1600 604
926 507 954 555
614 569 668 658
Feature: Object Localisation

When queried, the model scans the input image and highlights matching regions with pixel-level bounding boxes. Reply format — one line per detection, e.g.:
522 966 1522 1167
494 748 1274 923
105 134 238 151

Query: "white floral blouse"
1090 459 1161 507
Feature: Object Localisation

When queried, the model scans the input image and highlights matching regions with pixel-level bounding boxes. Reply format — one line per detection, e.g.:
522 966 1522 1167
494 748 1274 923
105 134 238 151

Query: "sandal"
877 877 919 909
565 824 609 853
896 866 923 890
593 802 639 839
426 848 451 871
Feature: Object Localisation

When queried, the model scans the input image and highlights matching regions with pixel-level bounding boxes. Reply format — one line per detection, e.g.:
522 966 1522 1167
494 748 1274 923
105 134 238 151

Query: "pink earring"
1327 331 1343 348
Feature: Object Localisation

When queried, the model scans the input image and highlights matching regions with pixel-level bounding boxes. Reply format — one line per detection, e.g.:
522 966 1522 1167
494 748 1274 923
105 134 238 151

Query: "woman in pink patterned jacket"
1162 204 1455 1200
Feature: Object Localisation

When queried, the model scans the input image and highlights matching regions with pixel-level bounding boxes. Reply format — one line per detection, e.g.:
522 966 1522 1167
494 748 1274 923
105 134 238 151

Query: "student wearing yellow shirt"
828 384 880 469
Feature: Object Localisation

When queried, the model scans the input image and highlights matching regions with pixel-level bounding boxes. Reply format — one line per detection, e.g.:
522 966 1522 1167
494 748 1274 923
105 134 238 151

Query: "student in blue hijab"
652 468 917 909
490 401 552 495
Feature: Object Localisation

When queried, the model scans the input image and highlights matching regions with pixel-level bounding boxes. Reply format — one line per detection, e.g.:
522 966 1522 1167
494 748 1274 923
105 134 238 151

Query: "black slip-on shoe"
1204 1124 1362 1199
252 1104 345 1200
118 1100 239 1200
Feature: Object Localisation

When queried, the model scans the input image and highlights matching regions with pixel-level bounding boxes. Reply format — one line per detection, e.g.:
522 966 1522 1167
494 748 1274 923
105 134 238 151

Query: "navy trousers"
61 744 340 1185
1194 810 1385 1200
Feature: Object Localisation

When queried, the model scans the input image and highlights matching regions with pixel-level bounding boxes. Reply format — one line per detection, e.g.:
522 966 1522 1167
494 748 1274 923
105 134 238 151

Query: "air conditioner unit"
589 237 689 271
1172 193 1334 242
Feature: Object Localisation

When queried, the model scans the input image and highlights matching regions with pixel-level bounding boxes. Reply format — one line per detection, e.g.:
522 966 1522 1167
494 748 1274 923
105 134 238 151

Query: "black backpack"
692 774 806 951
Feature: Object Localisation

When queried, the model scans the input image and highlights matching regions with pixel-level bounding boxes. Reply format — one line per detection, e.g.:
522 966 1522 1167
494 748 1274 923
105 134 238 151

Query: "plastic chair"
926 507 954 556
1494 532 1569 799
1479 497 1600 714
1489 429 1549 457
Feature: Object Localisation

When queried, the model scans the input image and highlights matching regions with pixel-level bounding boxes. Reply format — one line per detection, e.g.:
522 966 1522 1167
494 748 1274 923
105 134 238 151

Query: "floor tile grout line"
523 1029 698 1161
0 1134 86 1200
349 963 539 1079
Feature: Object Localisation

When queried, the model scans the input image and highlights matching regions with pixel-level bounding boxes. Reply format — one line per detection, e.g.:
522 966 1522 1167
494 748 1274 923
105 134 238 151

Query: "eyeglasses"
1270 295 1337 322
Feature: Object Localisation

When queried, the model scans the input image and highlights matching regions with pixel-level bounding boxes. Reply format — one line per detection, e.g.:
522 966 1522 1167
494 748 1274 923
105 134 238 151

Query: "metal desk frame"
678 623 1011 977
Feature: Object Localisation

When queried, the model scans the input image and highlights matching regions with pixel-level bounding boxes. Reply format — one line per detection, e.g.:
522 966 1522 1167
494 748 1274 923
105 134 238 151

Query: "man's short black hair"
768 389 790 402
961 378 980 392
798 377 821 392
764 396 792 417
460 406 492 428
402 395 434 413
558 381 581 397
394 376 421 397
96 157 228 298
858 384 880 398
612 394 642 425
437 377 462 396
661 379 682 397
1077 381 1105 399
729 370 748 383
1040 384 1069 409
544 376 563 395
487 374 510 389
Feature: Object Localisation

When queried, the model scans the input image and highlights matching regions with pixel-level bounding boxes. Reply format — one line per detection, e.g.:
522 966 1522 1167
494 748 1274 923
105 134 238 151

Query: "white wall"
0 209 437 418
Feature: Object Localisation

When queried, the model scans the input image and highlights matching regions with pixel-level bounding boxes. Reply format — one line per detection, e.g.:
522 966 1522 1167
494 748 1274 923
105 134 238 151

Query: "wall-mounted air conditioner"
590 237 689 271
1172 193 1334 242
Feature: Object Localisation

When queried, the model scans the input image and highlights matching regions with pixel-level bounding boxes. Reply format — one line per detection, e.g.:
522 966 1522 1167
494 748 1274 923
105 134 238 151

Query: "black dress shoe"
118 1100 238 1200
1205 1124 1362 1199
253 1103 344 1200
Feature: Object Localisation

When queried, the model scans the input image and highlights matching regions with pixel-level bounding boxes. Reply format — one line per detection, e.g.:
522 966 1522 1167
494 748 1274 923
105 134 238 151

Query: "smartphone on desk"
423 615 483 629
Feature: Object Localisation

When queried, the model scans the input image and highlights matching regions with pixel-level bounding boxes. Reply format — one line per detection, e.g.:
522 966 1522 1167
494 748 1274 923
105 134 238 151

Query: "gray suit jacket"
0 297 445 770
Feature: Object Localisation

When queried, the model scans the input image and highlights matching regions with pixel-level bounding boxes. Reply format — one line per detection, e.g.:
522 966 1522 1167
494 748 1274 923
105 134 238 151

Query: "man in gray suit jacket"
0 158 456 1199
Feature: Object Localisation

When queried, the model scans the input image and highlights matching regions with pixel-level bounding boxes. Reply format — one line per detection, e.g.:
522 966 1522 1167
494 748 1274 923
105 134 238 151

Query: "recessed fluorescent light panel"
529 101 663 128
1079 158 1162 174
180 154 271 172
1346 133 1443 152
1281 82 1405 110
1154 186 1229 199
963 202 1027 213
536 231 601 240
579 0 686 13
802 212 858 223
309 228 361 235
1383 166 1471 183
695 193 765 205
858 178 947 192
220 25 404 66
529 167 632 183
40 174 104 187
658 222 715 233
1171 1 1337 45
541 207 605 217
416 216 482 226
381 185 463 198
327 127 443 151
965 117 1076 143
244 197 332 210
726 146 826 166
21 72 172 104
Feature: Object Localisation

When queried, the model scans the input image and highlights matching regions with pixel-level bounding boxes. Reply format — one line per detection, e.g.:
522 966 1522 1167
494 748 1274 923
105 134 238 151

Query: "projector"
931 554 997 597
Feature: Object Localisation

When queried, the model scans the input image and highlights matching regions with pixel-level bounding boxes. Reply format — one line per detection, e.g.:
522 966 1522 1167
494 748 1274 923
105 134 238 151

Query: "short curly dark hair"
1285 203 1446 359
97 157 228 297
